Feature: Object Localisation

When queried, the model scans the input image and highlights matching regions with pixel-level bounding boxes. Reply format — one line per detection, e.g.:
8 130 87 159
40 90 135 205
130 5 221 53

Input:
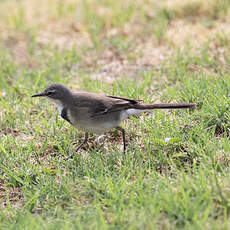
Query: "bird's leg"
116 126 126 154
75 132 89 153
65 132 88 160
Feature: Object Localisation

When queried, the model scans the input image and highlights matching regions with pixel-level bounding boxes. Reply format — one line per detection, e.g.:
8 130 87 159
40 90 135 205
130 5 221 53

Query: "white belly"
66 110 119 134
74 120 118 134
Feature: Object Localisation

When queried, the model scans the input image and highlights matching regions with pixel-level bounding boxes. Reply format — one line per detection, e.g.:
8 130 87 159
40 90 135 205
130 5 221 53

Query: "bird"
32 83 196 159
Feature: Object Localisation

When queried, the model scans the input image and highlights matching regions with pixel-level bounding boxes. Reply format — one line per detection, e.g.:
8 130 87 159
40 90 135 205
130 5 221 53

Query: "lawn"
0 0 230 229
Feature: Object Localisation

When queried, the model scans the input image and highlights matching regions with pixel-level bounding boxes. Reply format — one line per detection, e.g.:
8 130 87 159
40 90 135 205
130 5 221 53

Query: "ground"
0 0 230 229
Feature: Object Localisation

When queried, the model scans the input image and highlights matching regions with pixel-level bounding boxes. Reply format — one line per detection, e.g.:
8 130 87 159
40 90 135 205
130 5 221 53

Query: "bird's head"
32 83 72 103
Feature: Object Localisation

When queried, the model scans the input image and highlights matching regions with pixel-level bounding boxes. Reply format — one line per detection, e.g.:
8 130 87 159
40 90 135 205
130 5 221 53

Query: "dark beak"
31 92 46 97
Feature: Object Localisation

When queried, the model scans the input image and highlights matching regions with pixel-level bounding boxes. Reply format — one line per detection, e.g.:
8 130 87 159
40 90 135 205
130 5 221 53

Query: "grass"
0 0 230 229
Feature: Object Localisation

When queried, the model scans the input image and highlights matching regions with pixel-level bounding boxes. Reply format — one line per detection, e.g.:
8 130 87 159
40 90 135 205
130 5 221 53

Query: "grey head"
32 83 73 104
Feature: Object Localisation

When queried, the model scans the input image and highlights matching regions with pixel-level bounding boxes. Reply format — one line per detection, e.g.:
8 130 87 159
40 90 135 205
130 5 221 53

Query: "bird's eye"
46 91 55 96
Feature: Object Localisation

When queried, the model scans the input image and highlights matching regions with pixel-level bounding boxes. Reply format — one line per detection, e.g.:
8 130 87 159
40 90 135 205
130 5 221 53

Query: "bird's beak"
31 92 46 97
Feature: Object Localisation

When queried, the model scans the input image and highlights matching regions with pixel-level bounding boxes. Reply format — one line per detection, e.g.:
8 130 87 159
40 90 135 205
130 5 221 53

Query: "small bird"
32 83 196 159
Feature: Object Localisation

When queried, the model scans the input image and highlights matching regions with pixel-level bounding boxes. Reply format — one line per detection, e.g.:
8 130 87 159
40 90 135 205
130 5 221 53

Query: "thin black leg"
75 132 89 153
116 126 126 154
65 132 88 160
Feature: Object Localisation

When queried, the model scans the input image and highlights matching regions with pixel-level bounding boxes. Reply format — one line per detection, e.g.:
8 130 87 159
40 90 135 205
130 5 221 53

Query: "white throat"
48 98 63 115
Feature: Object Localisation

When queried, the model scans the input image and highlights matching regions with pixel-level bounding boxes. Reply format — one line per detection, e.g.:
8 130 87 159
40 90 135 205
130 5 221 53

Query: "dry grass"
1 0 230 75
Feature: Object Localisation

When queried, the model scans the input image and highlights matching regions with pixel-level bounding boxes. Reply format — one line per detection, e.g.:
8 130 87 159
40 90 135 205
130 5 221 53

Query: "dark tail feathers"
136 103 196 110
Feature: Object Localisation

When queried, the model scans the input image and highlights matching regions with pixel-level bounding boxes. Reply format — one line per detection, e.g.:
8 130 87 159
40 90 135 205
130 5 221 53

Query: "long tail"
135 103 196 110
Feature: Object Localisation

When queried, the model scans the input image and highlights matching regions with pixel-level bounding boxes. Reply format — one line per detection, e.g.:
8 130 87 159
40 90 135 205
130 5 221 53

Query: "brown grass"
1 0 230 77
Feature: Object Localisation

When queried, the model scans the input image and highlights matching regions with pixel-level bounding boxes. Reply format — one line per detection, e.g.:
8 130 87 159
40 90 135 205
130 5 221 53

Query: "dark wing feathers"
72 92 142 117
100 95 142 115
106 95 142 104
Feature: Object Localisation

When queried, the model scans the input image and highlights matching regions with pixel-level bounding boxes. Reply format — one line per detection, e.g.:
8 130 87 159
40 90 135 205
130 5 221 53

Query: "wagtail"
32 83 196 159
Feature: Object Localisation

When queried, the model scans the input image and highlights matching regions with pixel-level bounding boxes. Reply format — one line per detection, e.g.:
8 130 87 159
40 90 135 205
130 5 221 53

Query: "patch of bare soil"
37 21 92 50
1 127 20 137
0 180 24 208
1 0 230 80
